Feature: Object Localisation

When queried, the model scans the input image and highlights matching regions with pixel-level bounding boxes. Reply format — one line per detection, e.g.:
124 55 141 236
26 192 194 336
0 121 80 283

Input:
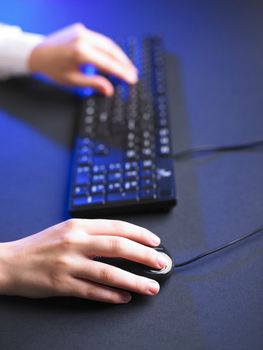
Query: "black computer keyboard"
69 37 176 217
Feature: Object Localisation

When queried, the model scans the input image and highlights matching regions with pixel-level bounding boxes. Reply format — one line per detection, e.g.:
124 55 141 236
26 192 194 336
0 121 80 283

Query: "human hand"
0 219 166 303
28 23 138 96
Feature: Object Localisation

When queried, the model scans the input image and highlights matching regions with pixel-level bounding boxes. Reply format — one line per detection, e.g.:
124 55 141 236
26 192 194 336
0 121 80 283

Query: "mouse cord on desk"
171 140 263 268
173 225 263 268
171 139 263 160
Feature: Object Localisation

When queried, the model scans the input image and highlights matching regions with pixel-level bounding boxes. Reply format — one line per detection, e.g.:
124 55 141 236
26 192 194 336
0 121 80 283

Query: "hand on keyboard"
0 219 165 303
28 23 138 95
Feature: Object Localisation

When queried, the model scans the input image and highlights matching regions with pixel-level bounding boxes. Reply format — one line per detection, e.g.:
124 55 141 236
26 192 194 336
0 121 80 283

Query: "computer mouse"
94 244 174 283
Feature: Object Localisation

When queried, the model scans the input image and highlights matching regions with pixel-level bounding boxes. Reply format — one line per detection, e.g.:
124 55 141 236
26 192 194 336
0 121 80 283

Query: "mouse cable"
173 225 263 268
171 139 263 160
170 139 263 268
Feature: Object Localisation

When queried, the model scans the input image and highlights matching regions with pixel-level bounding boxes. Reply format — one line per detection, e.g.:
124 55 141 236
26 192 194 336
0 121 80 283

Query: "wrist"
0 242 14 295
28 44 43 73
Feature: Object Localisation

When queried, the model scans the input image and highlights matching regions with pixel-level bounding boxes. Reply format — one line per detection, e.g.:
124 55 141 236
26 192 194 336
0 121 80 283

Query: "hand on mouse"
28 23 138 96
0 219 166 303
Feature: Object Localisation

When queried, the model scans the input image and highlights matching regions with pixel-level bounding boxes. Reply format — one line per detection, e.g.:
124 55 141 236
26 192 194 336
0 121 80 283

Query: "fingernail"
147 281 160 295
157 254 167 269
151 235 161 246
120 292 132 303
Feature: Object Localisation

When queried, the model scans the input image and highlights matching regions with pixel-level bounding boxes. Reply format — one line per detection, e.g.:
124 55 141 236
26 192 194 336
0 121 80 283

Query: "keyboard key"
159 118 168 127
74 186 89 196
78 137 93 147
159 137 169 145
92 174 106 184
142 159 154 169
73 196 89 206
91 184 105 195
142 130 152 139
124 170 139 180
108 172 122 182
86 106 95 115
108 182 123 193
159 145 170 155
75 172 90 185
159 128 169 137
78 155 92 165
94 144 109 155
127 132 136 141
157 95 166 104
74 194 105 206
84 125 94 136
92 165 106 174
142 112 152 121
140 189 157 200
77 166 90 174
86 97 95 106
124 181 139 191
142 148 154 158
99 111 108 123
108 192 139 202
140 178 156 189
128 119 136 131
85 116 94 125
79 146 92 156
127 141 137 150
125 161 139 171
108 163 122 172
142 139 151 148
126 149 138 160
141 169 155 178
88 195 105 205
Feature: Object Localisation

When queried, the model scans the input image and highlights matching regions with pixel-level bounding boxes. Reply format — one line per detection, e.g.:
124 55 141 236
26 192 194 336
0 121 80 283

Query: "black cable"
174 225 263 268
170 139 263 268
172 139 263 160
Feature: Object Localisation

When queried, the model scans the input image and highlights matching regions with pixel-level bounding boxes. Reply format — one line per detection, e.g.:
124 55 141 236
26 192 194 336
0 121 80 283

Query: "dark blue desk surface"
0 1 262 349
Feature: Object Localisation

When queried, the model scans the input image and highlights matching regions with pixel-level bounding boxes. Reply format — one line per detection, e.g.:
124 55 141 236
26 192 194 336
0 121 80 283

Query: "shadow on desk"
0 77 76 149
0 53 206 256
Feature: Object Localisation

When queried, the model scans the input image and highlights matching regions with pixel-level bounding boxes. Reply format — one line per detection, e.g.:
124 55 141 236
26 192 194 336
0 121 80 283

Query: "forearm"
0 23 44 80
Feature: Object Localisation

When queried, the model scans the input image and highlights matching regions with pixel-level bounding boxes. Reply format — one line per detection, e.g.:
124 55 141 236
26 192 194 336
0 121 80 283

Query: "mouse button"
154 244 165 252
154 244 172 258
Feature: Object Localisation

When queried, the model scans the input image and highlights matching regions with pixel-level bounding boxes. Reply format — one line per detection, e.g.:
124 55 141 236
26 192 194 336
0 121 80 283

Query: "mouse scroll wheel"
150 252 173 274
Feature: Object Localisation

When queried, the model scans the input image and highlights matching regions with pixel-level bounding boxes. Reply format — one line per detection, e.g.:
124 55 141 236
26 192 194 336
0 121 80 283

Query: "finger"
63 72 114 96
95 42 137 74
85 28 136 69
69 219 160 247
94 43 138 80
73 259 160 296
75 44 138 84
93 36 137 72
85 235 166 269
69 277 132 303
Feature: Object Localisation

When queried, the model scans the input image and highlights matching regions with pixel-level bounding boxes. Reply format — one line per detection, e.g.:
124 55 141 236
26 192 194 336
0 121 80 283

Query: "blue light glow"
78 65 97 97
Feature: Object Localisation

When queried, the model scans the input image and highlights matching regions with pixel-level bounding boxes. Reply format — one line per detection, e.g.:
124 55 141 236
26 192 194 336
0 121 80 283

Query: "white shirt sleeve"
0 23 44 80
